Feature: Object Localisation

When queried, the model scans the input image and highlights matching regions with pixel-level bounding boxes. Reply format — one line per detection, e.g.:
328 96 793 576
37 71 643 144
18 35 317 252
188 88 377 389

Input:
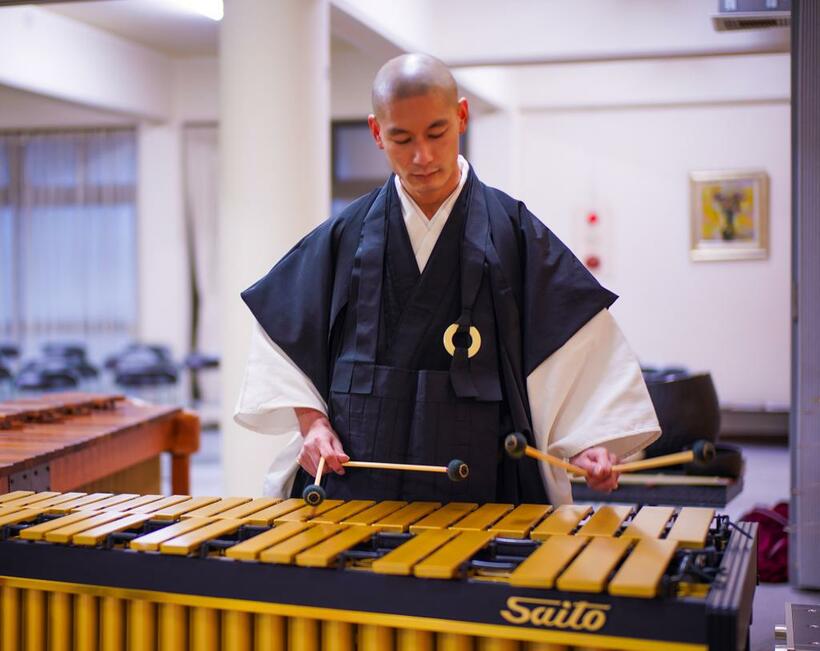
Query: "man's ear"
367 114 384 150
457 98 469 134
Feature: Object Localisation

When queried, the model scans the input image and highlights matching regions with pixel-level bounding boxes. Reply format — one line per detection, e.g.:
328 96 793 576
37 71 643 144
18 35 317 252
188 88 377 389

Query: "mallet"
503 432 716 477
302 458 470 506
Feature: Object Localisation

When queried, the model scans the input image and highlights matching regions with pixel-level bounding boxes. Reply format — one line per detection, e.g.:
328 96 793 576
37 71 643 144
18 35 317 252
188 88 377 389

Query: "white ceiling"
44 0 219 57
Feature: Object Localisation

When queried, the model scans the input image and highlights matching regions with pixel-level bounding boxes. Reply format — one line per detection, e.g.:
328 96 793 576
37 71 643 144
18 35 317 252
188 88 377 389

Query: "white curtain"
183 124 220 405
0 129 138 362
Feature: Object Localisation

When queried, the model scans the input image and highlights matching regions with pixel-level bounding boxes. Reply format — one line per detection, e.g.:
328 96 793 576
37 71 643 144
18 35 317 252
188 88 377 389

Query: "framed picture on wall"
689 169 769 261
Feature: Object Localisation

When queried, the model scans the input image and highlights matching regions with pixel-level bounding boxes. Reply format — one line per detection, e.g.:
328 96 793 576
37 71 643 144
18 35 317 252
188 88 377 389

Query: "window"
0 129 138 359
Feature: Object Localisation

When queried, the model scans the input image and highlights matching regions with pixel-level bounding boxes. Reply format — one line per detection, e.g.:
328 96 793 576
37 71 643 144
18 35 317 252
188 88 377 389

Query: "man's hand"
294 408 349 477
570 446 620 492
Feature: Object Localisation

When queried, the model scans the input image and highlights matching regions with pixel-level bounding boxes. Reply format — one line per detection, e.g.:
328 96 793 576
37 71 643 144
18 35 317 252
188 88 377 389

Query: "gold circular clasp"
443 323 481 358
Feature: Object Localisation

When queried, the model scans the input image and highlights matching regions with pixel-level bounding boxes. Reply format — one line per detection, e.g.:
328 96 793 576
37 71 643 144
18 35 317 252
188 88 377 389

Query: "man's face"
368 92 468 207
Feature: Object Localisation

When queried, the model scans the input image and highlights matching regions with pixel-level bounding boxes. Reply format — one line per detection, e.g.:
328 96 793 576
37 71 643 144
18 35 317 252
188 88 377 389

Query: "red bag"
739 502 788 583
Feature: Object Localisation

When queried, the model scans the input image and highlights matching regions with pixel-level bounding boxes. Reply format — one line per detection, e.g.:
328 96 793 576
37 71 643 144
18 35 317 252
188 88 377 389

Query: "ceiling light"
162 0 224 21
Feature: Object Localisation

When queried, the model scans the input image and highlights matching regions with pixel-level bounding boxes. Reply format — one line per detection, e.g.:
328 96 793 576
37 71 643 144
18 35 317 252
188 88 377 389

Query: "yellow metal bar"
409 502 478 532
371 529 459 575
73 513 151 546
414 531 493 579
0 490 33 504
509 535 590 589
259 524 345 564
530 505 592 540
126 495 189 514
150 496 220 521
556 536 633 593
523 644 569 651
159 518 244 556
273 501 345 523
128 600 155 651
339 501 406 526
25 588 45 651
77 493 140 511
666 508 715 548
488 504 552 538
181 497 252 518
49 591 71 651
74 593 97 651
621 506 675 540
20 511 100 541
609 538 678 598
100 596 123 651
359 624 393 651
449 502 513 532
575 505 633 537
321 620 352 651
289 617 318 651
242 498 306 525
190 608 218 651
225 522 310 561
254 613 284 651
397 629 433 651
372 502 441 532
17 493 87 512
46 493 113 514
45 511 129 544
129 517 213 552
211 497 281 520
478 638 520 651
0 508 45 527
0 491 60 509
308 500 375 524
159 603 187 651
295 526 375 567
1 586 20 651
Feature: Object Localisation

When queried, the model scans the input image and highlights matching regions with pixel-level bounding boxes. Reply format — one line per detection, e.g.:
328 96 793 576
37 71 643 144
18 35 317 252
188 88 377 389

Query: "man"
236 53 660 505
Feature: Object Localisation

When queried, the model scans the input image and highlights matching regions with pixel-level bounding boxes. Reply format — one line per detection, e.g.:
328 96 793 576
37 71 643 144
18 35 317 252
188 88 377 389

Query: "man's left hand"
570 446 620 492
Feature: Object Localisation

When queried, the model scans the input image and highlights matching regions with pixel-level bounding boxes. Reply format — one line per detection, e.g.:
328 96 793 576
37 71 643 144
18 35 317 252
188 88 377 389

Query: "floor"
167 431 817 651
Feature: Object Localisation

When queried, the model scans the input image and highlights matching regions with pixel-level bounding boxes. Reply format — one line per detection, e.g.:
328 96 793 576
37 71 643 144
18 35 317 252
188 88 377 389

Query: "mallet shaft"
612 450 695 474
523 446 588 477
343 461 447 474
314 456 326 483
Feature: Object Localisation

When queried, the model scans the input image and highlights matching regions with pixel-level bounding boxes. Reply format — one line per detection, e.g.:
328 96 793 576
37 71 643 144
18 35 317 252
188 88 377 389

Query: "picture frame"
689 169 769 262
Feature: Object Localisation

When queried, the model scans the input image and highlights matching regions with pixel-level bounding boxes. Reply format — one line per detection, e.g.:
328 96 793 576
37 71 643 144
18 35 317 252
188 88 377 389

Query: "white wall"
467 55 791 409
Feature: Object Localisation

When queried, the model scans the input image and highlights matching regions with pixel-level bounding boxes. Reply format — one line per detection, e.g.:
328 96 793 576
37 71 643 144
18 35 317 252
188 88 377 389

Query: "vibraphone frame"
0 496 757 651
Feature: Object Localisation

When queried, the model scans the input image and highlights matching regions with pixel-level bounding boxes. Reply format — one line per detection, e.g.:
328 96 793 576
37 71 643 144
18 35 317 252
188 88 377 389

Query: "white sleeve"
233 321 327 436
527 309 661 505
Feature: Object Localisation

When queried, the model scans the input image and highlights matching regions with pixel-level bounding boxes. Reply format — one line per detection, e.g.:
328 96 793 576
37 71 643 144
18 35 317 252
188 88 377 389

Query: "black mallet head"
692 440 716 464
504 432 528 459
447 459 469 482
302 484 326 506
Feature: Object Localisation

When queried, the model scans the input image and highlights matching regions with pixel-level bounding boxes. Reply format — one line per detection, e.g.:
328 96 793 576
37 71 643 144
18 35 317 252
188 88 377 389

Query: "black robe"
242 167 617 502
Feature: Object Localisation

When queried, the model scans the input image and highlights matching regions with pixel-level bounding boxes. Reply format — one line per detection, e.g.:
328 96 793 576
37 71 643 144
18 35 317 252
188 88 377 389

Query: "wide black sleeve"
517 203 618 376
240 192 376 400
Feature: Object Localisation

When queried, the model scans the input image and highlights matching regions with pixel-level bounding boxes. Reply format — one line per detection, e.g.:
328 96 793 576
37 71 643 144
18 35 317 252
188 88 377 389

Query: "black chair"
15 359 80 393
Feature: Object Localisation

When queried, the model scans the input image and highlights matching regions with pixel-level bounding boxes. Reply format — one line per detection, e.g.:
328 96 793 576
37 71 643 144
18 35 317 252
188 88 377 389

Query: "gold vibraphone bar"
0 393 199 495
0 492 757 651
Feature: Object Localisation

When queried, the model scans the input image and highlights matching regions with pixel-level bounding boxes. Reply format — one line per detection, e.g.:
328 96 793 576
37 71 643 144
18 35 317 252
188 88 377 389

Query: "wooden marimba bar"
0 491 757 651
0 393 199 496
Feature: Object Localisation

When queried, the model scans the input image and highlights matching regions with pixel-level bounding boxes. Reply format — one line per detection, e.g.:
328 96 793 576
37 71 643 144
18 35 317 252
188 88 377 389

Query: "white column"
219 0 330 496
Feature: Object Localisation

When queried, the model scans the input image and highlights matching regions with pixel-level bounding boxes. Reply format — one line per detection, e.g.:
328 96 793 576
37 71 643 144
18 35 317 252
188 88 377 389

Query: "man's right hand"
294 408 349 478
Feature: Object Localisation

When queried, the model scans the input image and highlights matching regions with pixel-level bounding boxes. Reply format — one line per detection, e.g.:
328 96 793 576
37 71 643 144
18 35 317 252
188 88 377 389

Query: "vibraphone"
0 492 757 651
0 393 199 495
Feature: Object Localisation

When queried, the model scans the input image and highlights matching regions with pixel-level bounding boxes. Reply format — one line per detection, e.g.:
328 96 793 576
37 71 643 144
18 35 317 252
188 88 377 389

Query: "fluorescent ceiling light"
161 0 224 21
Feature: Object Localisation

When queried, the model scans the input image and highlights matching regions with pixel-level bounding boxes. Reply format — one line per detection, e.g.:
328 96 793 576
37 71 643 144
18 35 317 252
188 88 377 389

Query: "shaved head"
371 53 458 118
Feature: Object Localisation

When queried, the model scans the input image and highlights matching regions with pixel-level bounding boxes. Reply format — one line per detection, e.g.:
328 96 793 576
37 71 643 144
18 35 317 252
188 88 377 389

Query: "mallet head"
447 459 469 482
692 440 716 463
504 432 528 459
302 484 326 506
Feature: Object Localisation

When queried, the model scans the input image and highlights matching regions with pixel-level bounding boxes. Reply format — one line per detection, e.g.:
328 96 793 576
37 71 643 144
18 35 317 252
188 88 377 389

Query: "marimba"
0 492 757 651
0 393 199 495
